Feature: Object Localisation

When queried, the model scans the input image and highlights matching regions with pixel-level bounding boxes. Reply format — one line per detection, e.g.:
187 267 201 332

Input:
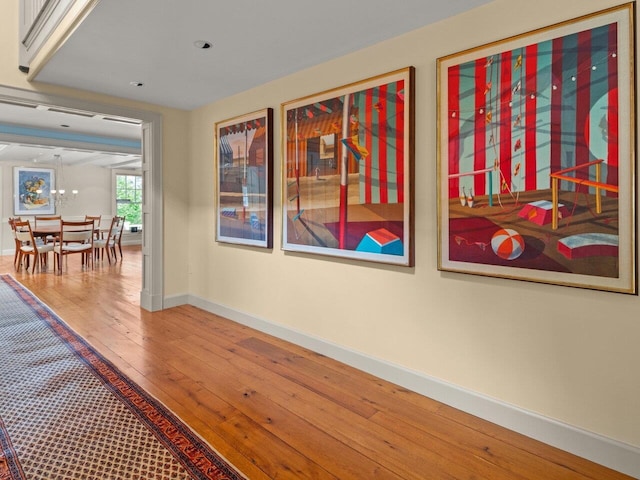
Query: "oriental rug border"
0 274 244 480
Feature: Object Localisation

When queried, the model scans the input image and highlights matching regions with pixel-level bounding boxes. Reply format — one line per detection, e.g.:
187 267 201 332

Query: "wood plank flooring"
1 248 633 479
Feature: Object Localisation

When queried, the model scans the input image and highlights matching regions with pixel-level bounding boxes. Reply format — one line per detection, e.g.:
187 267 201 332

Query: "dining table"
31 224 110 240
30 222 114 273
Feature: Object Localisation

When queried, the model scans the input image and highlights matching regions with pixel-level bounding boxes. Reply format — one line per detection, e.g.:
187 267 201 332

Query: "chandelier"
49 154 78 207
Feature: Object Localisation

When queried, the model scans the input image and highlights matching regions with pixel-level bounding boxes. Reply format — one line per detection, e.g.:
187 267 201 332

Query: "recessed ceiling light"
194 40 212 49
130 81 144 87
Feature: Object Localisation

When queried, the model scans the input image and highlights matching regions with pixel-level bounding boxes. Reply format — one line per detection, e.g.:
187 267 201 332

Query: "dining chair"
34 215 62 244
53 220 95 274
108 216 126 261
85 215 102 238
8 217 24 269
34 215 61 225
92 216 116 263
14 220 55 273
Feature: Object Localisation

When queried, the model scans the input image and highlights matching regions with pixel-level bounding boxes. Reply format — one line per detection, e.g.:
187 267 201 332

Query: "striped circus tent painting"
351 79 406 205
447 22 618 200
286 78 406 205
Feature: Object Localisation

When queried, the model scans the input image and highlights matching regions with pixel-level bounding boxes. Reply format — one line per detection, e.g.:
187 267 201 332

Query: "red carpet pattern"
0 275 244 480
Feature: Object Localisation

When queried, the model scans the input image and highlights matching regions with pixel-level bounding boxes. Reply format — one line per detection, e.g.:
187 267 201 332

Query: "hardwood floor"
0 248 633 479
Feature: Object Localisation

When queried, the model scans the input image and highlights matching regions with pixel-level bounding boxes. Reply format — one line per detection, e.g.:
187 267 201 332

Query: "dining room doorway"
0 84 163 311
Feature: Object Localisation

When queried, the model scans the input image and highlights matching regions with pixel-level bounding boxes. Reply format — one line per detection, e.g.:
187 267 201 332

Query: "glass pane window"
116 174 142 225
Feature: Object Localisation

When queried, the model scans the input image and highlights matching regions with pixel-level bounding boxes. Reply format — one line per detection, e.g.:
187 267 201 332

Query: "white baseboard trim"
121 238 142 247
173 293 640 478
121 233 142 246
164 293 188 309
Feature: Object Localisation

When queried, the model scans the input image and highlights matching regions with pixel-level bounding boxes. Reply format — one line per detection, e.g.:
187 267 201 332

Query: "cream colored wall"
1 0 190 296
188 0 640 449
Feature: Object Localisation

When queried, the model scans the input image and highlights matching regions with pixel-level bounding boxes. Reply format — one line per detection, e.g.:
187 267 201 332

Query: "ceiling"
33 0 492 110
1 0 492 168
0 100 142 169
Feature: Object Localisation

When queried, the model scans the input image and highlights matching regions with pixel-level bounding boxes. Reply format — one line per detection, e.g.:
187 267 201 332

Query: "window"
116 173 142 226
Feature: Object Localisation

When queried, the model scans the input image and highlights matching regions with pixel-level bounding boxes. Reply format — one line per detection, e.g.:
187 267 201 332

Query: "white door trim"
0 84 163 311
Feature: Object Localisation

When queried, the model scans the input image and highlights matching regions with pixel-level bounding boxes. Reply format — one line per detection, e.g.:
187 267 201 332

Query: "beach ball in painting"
491 228 525 260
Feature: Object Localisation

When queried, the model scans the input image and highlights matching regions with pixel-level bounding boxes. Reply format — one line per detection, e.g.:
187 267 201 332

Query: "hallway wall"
186 0 640 464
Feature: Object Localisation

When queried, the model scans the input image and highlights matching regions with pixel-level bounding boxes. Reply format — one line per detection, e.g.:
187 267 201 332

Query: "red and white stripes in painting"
447 22 619 201
353 79 406 205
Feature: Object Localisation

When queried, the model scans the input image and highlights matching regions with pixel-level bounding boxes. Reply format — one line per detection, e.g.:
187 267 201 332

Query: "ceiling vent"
102 116 142 126
0 99 38 108
47 108 95 118
18 144 56 149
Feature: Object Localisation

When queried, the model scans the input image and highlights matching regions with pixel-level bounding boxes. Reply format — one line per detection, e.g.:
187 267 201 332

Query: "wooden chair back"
13 220 34 244
93 216 117 263
13 220 54 273
60 220 94 244
85 214 103 240
54 220 95 274
8 217 21 229
34 215 62 244
34 215 61 226
8 217 23 268
109 216 126 261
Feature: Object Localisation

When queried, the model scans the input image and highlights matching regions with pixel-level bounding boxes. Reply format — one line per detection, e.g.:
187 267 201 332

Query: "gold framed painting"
437 3 636 293
282 67 415 266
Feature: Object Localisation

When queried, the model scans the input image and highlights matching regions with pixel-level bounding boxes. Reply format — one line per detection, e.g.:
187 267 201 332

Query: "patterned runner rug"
0 275 244 480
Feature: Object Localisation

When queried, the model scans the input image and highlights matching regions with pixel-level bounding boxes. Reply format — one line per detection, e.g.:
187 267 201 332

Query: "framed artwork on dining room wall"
437 3 636 294
281 67 415 266
214 108 274 248
14 166 56 216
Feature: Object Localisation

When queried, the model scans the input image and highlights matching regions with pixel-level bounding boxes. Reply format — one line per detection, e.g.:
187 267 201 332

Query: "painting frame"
214 108 274 248
437 3 636 294
281 67 415 266
13 166 56 216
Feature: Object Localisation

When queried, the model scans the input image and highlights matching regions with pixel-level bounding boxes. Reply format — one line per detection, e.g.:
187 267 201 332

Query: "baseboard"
175 293 639 478
120 233 142 246
164 293 188 309
121 238 142 247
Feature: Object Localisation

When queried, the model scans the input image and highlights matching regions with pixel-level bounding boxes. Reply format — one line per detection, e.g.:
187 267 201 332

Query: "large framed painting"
215 108 273 248
437 3 636 294
14 167 56 216
282 67 415 266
